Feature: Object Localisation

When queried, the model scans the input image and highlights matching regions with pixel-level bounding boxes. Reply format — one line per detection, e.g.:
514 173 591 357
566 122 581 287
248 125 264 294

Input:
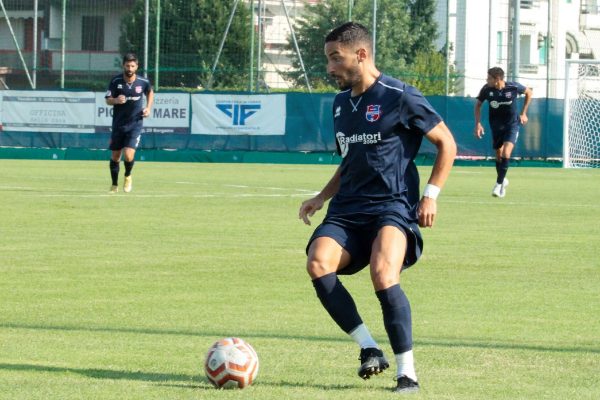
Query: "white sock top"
349 324 379 349
395 350 417 382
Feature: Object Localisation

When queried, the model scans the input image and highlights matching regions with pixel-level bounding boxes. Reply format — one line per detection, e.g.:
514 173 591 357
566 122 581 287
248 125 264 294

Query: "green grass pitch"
0 159 599 399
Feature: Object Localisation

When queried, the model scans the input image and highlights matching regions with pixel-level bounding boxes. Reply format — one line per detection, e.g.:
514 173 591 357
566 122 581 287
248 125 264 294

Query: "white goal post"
563 60 600 168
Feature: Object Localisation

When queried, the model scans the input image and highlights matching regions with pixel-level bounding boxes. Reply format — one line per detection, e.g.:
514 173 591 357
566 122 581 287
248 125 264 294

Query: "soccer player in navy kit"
298 22 456 393
474 67 532 198
105 53 154 193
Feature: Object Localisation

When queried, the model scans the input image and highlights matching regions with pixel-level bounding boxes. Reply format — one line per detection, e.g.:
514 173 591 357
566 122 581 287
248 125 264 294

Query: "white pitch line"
451 170 483 174
442 199 600 208
0 186 36 190
177 181 318 193
232 193 315 198
28 190 318 199
224 184 317 193
37 194 183 198
17 181 319 199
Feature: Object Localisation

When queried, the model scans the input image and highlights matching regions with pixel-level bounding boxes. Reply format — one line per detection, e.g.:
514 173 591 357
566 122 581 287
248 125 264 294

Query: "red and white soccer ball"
204 337 259 389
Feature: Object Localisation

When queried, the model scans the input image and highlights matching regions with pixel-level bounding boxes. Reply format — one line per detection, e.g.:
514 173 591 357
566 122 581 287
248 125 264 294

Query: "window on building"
520 34 531 65
520 0 537 9
538 33 547 65
497 32 503 63
581 0 600 14
81 16 104 51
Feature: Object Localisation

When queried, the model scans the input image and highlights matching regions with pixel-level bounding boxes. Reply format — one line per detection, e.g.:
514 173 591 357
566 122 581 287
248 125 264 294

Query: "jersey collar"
350 72 383 99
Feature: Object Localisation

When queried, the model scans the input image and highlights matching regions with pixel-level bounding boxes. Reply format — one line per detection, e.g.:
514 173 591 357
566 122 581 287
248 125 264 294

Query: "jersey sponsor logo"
135 86 143 94
490 100 513 109
335 131 382 157
334 106 341 118
125 96 142 102
216 102 261 126
365 104 381 122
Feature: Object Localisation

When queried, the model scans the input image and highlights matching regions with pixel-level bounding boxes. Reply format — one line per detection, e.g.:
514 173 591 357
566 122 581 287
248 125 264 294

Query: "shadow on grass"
2 321 600 355
417 337 600 354
0 362 370 392
157 381 366 391
0 322 347 344
0 362 203 386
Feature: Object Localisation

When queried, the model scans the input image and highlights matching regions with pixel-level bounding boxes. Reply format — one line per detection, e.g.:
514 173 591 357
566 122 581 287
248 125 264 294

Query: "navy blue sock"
109 160 120 186
495 160 501 178
497 157 509 184
312 273 363 334
124 160 135 177
376 284 412 354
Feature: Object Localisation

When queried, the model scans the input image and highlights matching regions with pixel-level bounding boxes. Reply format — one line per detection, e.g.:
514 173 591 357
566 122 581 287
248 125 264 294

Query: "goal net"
563 60 600 168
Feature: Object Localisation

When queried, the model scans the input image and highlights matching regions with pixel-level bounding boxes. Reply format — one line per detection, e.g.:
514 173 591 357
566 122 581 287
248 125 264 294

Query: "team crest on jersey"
505 92 512 98
366 105 381 122
135 86 142 93
117 84 123 89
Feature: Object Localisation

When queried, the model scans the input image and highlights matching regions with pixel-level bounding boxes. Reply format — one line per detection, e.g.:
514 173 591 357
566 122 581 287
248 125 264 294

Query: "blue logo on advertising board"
216 103 261 125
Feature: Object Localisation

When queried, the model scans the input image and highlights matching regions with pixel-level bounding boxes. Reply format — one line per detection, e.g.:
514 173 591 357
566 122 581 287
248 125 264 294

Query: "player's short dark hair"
123 53 138 64
488 67 504 80
325 22 372 51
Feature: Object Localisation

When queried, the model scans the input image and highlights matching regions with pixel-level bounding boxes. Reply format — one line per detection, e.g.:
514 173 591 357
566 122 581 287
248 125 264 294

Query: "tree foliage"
120 0 251 89
287 0 452 95
402 50 458 95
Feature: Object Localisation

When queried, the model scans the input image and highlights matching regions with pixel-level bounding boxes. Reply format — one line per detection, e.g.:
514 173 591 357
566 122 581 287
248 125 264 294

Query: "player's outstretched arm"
418 121 457 228
298 166 341 225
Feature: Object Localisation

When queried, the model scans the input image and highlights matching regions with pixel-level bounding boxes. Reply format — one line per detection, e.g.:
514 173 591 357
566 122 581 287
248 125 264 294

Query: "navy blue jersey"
105 74 152 131
328 74 442 222
476 81 526 132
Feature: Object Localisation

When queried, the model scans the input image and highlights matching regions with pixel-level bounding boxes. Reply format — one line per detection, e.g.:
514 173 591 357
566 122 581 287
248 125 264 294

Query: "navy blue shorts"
492 127 519 149
306 212 423 275
109 128 142 151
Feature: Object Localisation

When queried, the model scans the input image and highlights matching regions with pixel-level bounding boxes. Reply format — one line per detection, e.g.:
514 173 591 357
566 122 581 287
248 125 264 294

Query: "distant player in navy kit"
474 67 532 198
298 22 456 393
105 53 154 193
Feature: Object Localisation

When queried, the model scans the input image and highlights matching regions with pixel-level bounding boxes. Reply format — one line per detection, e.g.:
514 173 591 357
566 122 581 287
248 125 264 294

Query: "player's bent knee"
306 259 336 279
370 270 399 290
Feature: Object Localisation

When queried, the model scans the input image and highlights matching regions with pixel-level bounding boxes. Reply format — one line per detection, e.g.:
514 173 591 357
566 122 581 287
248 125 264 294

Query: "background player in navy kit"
298 22 456 393
474 67 532 198
105 53 154 193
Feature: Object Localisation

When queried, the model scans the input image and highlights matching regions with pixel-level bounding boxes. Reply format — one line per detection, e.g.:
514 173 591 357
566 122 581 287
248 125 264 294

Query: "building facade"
435 0 600 98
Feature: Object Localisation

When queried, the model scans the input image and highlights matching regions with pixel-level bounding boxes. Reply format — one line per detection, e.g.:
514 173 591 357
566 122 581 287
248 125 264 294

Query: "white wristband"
423 184 441 200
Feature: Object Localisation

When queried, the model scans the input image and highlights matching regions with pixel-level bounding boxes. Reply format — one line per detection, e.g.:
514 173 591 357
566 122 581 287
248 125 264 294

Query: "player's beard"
124 70 135 78
331 64 361 91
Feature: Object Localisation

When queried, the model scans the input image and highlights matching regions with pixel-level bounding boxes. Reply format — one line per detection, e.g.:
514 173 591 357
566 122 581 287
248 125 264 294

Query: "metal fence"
2 0 599 97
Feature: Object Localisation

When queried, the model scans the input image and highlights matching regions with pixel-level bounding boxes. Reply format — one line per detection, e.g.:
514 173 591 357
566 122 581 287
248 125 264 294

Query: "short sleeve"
398 86 442 136
104 79 116 99
476 85 488 102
